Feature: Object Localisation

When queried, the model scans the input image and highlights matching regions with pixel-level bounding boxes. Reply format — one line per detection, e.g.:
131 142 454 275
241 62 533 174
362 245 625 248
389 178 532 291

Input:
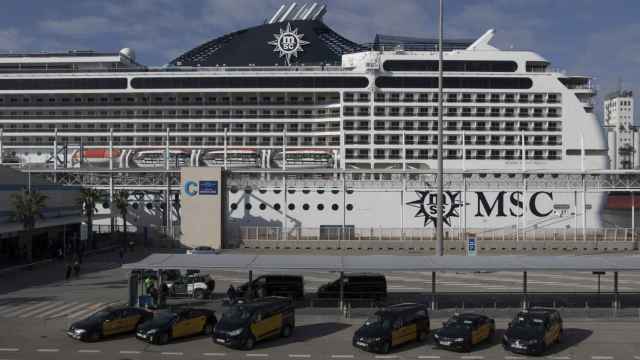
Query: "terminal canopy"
123 254 640 273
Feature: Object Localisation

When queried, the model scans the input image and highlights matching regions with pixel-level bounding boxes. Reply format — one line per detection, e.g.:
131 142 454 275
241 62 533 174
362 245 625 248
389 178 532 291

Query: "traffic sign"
467 236 477 256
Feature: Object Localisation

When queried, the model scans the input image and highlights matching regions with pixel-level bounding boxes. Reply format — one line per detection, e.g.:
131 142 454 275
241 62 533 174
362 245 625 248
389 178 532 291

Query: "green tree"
78 188 101 249
113 190 130 248
9 189 47 263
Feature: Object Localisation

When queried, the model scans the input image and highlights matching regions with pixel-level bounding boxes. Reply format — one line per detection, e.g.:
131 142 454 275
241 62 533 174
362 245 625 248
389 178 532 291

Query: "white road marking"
504 356 525 360
0 302 37 317
461 356 484 360
0 348 19 352
19 301 65 318
36 302 80 318
418 356 441 359
203 353 227 357
161 352 184 356
375 356 397 359
331 356 354 359
591 357 613 360
547 356 571 360
289 355 311 358
48 302 92 319
77 349 101 353
246 354 269 357
120 350 141 354
3 302 51 317
68 303 106 319
36 349 60 352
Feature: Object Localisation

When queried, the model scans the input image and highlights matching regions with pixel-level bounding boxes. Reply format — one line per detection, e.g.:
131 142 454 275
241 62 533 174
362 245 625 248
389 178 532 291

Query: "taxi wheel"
380 341 391 354
156 332 169 345
418 330 428 342
244 336 256 350
463 339 472 353
194 289 205 299
203 322 215 335
281 325 292 338
88 331 101 342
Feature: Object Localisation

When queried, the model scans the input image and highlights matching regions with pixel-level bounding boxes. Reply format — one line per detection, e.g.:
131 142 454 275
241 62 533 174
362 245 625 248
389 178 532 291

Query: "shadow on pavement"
0 248 149 296
544 328 593 355
256 322 352 349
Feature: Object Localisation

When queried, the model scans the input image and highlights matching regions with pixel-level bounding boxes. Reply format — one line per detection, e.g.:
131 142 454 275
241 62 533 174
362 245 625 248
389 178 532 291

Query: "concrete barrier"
238 239 635 254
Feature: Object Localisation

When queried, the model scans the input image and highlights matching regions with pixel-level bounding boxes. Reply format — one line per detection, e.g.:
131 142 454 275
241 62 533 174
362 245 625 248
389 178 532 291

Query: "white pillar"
282 129 287 170
608 130 617 169
165 127 170 170
581 134 585 171
521 130 526 171
282 175 287 241
401 174 405 241
523 177 527 241
53 128 58 171
223 128 228 170
582 176 587 241
462 130 466 171
632 192 636 245
0 128 4 164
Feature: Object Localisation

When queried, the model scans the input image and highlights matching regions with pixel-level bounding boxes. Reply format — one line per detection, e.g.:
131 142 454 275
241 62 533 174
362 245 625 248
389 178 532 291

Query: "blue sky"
0 0 638 122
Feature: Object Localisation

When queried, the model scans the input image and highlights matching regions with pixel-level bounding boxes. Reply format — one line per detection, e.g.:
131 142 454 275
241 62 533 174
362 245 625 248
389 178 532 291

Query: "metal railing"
239 226 638 242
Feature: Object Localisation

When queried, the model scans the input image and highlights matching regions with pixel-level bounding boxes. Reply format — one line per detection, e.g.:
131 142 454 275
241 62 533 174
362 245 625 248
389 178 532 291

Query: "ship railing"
239 226 638 242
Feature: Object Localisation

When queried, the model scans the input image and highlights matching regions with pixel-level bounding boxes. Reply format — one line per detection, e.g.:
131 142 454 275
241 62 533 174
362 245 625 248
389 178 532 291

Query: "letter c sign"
184 180 198 197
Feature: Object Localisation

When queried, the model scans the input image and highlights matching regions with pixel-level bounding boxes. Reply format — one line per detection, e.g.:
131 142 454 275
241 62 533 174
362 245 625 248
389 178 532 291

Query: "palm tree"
78 188 101 249
9 189 47 263
113 190 130 248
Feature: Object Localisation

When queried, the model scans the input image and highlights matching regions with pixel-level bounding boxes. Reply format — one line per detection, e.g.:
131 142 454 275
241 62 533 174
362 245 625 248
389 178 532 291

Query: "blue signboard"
467 237 477 256
198 180 218 195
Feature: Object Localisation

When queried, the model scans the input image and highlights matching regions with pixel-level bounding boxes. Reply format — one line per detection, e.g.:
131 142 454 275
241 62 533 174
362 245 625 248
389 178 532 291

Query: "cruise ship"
0 3 613 239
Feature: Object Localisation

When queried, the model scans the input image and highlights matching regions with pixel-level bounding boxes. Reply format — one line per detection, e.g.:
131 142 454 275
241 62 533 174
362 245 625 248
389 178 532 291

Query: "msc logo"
268 22 309 65
407 190 463 227
184 181 198 197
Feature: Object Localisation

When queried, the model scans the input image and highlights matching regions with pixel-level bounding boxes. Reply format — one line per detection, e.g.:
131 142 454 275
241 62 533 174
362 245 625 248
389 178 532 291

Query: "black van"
213 297 295 350
238 275 304 299
317 273 387 300
352 303 430 354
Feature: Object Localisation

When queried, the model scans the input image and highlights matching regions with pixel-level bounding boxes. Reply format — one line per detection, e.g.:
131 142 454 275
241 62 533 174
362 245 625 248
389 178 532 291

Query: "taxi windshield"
223 306 252 321
512 315 546 329
445 317 474 329
88 310 111 321
364 314 392 329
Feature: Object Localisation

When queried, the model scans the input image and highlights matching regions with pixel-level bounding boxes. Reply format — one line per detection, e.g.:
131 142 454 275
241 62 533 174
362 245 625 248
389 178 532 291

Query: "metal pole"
223 128 228 170
582 176 587 241
431 271 437 310
109 128 114 238
614 271 619 310
342 174 346 246
522 271 528 309
597 273 601 294
53 128 58 171
339 271 345 312
248 270 253 301
282 175 287 241
436 0 444 256
633 192 636 248
0 128 3 165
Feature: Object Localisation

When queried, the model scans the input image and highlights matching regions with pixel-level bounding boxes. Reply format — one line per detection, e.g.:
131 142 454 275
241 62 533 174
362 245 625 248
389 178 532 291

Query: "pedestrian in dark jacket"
73 259 80 278
65 263 72 280
227 284 237 302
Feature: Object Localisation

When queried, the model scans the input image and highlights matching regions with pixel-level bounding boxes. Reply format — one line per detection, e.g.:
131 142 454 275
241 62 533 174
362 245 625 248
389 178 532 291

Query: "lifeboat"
273 149 334 169
201 148 259 168
133 149 190 168
71 148 121 165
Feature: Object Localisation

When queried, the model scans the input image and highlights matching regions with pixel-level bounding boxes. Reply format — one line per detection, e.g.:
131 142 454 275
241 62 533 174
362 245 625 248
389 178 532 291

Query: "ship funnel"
279 3 297 22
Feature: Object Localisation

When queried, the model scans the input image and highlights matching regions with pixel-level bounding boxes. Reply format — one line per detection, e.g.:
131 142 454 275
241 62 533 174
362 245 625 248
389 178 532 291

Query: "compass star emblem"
268 23 310 66
407 190 463 227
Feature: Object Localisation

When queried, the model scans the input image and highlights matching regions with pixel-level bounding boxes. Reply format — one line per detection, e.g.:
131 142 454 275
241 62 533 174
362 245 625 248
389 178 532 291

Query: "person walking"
65 262 72 280
118 247 125 265
227 284 237 303
73 257 80 278
144 276 154 295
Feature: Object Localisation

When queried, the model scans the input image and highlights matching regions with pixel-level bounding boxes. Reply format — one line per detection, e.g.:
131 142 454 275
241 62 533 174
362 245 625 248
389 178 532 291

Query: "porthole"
479 173 487 178
146 202 153 210
244 188 252 194
245 203 252 210
537 174 544 178
274 203 281 211
317 204 324 211
288 189 295 194
259 203 266 210
508 173 516 178
331 189 339 194
102 202 110 209
259 189 267 194
346 204 354 211
230 186 238 194
288 203 295 211
303 203 310 211
493 174 501 178
346 190 354 195
132 203 139 210
230 203 238 210
332 204 339 211
274 189 282 194
302 189 311 194
551 174 559 178
317 189 325 194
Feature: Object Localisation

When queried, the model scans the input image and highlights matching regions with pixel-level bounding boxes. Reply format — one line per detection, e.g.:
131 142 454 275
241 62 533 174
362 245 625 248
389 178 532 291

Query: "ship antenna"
436 0 445 256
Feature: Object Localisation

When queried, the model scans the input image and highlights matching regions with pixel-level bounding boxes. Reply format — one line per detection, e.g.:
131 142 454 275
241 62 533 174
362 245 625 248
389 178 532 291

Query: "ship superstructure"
0 3 611 235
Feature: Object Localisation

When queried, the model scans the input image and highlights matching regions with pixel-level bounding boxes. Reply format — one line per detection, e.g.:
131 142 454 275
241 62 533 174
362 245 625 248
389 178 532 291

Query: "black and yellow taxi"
136 308 217 345
352 303 430 354
433 313 495 352
503 308 563 355
213 297 295 350
67 307 152 342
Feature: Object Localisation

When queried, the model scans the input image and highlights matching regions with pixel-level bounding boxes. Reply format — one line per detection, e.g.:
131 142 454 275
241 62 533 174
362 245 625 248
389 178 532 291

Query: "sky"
0 0 639 122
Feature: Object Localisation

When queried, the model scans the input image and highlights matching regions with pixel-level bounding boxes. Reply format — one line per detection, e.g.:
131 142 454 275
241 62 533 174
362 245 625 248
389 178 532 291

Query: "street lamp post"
436 0 445 256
